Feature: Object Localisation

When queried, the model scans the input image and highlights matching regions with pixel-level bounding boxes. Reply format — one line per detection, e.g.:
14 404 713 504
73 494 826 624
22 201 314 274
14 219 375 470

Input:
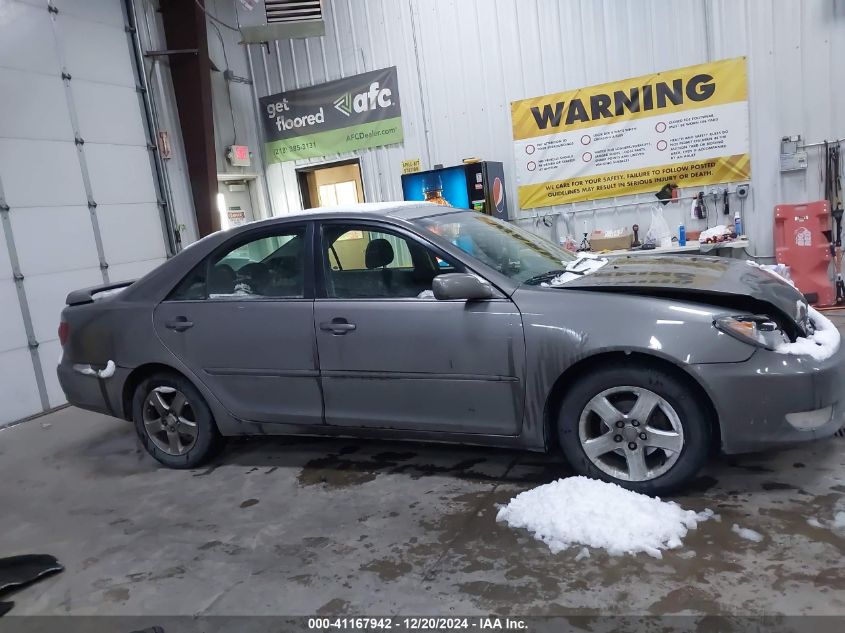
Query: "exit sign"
227 145 251 167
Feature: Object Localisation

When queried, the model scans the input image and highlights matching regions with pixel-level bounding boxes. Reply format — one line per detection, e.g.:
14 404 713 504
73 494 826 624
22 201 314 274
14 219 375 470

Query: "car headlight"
714 315 789 350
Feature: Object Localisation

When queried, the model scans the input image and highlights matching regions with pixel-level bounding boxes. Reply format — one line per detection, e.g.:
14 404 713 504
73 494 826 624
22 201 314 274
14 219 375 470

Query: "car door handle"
165 318 194 332
320 319 356 335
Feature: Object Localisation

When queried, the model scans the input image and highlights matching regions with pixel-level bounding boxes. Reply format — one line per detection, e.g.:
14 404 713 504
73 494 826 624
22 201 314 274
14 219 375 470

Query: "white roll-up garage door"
0 0 170 426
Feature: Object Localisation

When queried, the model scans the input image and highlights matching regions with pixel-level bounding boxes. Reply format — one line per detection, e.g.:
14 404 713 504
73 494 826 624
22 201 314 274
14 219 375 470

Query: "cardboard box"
589 229 633 252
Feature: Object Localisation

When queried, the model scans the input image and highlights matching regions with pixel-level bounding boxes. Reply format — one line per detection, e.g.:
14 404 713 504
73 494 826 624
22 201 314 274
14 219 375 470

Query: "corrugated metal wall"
248 0 844 259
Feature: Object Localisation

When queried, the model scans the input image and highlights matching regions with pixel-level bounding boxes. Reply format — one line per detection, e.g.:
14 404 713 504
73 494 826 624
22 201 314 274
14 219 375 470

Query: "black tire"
557 363 711 495
132 372 225 469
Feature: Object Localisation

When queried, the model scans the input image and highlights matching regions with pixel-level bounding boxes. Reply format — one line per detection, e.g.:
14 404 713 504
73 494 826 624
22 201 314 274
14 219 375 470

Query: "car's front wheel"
132 372 224 469
557 363 711 495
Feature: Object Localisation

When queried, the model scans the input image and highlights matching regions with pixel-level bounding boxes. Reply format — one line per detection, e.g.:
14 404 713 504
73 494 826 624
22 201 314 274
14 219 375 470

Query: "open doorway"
297 159 365 209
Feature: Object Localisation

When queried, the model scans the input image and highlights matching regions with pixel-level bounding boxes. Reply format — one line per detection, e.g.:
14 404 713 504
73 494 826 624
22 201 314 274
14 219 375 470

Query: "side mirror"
432 273 493 301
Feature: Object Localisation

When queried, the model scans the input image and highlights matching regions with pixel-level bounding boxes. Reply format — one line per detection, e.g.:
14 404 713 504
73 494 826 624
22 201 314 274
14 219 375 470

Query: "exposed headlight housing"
714 315 789 350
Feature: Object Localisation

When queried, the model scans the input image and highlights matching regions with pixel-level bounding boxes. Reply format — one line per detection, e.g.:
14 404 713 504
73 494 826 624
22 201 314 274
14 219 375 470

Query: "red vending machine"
774 201 835 306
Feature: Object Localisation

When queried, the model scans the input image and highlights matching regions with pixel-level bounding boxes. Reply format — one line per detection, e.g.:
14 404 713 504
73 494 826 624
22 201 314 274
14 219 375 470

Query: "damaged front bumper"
690 344 845 454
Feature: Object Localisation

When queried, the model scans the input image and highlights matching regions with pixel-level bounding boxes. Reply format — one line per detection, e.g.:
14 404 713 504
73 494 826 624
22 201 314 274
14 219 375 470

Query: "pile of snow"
495 476 713 559
731 524 764 543
809 512 845 531
544 253 608 286
574 547 590 561
775 306 841 361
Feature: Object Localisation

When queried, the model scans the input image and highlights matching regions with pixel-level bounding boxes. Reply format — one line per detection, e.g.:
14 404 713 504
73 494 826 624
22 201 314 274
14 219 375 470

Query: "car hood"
560 255 809 331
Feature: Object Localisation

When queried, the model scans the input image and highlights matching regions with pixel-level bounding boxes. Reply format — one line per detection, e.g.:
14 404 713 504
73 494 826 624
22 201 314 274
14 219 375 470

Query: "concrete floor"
2 315 845 618
1 410 843 618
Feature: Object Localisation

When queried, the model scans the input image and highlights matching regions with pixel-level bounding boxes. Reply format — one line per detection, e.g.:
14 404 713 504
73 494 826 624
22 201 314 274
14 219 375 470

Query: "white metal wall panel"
255 0 844 260
23 268 103 346
108 258 163 284
71 81 148 146
0 68 74 140
51 0 125 28
0 280 27 354
9 206 100 275
58 13 137 87
98 203 168 267
0 139 87 207
0 1 60 75
85 144 158 205
0 0 170 425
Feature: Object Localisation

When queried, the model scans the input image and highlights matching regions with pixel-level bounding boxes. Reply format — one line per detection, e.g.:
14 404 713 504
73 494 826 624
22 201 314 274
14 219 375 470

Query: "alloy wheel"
142 386 198 456
578 386 684 482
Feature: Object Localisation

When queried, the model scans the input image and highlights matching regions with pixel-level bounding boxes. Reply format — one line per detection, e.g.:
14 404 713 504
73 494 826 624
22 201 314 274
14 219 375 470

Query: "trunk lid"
65 280 134 306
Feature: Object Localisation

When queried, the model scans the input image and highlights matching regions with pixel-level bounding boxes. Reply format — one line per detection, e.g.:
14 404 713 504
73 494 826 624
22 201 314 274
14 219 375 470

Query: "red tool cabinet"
774 201 835 306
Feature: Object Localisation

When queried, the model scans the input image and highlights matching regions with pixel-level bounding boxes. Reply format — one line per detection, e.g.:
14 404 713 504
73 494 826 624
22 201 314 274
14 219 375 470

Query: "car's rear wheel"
132 372 224 469
557 363 711 495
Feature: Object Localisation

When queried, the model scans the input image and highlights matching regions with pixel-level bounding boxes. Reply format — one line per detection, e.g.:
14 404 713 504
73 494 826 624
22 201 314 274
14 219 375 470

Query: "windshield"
414 211 577 283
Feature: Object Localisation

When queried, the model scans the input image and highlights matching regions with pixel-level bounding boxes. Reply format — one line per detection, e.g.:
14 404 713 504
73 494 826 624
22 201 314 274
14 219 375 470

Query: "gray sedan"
57 203 845 494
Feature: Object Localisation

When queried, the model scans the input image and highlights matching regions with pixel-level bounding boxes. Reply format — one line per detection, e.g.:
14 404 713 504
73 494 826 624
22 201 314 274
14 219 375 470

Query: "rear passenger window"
166 228 306 301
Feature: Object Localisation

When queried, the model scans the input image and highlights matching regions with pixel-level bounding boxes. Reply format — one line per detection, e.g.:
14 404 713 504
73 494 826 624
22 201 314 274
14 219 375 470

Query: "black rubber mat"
0 554 64 615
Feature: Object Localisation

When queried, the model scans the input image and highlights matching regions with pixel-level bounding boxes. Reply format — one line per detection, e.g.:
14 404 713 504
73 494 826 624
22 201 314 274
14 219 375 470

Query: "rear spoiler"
65 280 136 306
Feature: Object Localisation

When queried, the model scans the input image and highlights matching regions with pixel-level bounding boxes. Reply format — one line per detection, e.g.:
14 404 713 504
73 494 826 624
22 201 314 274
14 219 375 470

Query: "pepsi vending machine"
401 161 509 221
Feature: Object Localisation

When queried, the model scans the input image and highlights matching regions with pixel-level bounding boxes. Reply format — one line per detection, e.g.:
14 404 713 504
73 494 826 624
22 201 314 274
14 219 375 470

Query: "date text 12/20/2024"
307 617 528 630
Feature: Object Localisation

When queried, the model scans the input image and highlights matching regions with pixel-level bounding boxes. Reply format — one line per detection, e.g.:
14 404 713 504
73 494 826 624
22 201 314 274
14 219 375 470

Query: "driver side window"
321 224 458 299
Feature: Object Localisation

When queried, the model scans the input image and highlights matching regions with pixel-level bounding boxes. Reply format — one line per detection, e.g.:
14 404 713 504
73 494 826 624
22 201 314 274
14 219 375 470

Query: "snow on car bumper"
57 358 128 418
691 343 845 454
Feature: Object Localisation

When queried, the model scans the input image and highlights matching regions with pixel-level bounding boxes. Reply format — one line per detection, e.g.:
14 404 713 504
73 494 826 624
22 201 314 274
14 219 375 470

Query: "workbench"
600 238 750 258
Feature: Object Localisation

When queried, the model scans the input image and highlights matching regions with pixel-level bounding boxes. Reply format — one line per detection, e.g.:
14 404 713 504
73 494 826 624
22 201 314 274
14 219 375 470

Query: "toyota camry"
57 202 844 494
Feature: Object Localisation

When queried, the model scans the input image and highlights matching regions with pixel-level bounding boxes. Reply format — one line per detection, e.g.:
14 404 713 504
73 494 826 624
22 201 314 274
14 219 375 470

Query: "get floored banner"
511 57 750 209
261 67 403 163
